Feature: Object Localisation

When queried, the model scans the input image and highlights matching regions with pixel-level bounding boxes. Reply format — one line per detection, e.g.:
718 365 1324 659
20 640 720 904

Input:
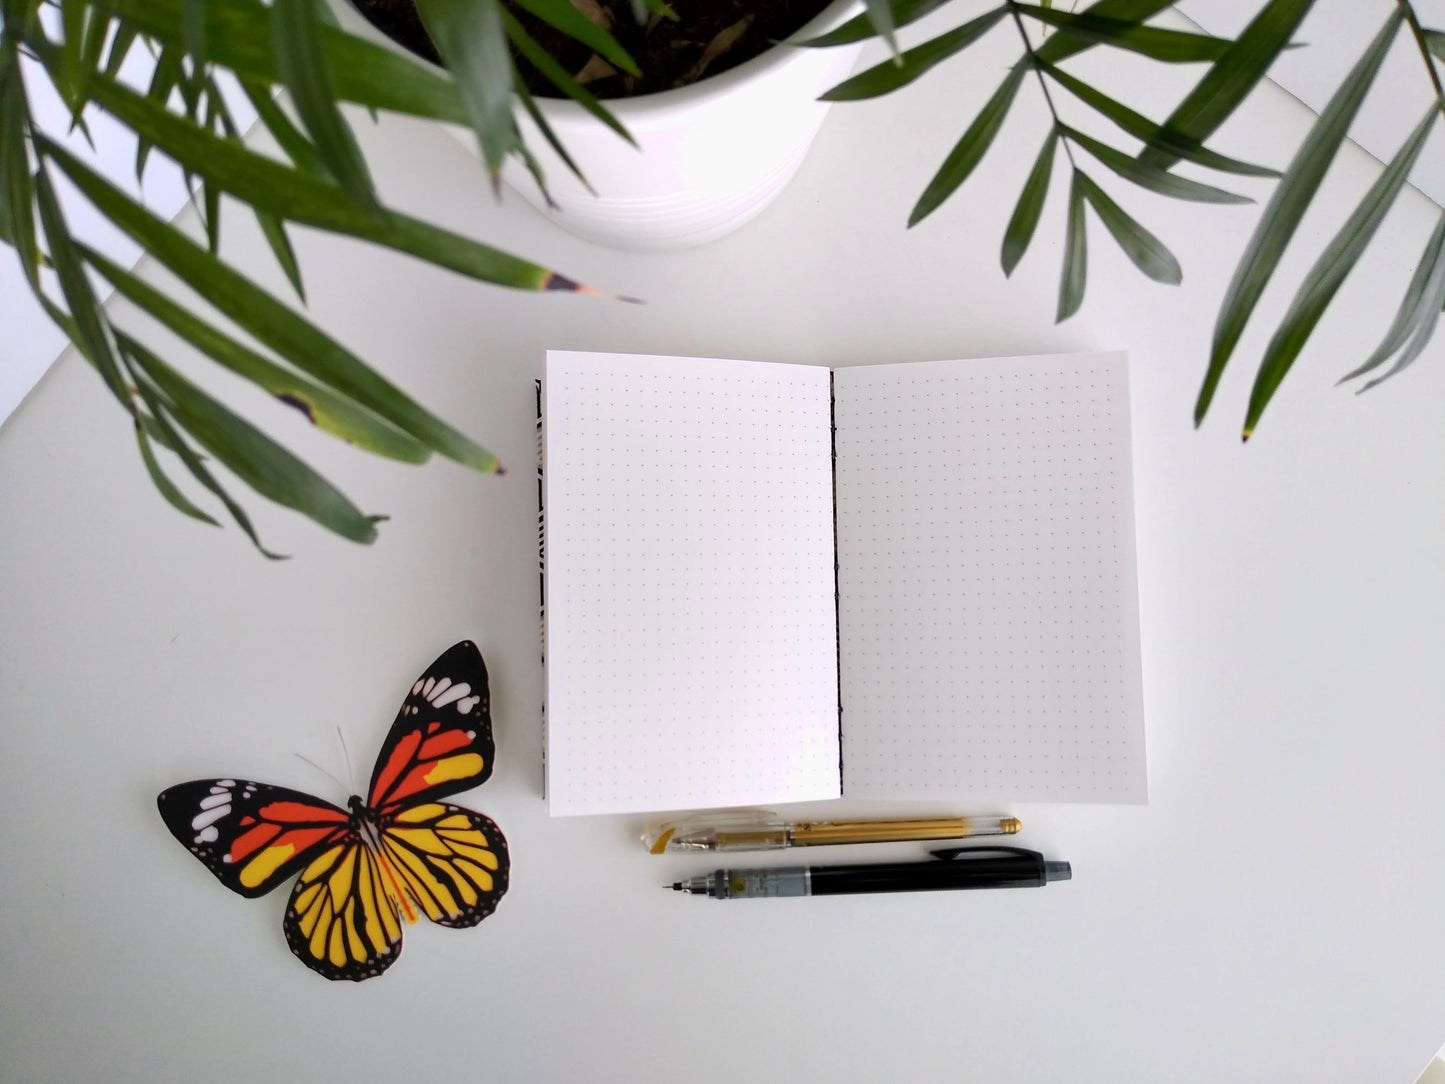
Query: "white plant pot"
507 1 865 250
332 1 866 251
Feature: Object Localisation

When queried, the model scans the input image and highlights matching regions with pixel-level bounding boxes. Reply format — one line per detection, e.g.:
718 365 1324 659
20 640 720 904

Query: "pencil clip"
930 845 1042 862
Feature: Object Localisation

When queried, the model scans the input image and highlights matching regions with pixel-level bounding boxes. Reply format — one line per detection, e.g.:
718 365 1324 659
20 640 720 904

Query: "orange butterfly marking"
373 729 485 808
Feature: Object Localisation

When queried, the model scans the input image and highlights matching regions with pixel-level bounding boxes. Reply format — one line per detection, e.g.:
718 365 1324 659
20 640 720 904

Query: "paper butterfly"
157 641 510 981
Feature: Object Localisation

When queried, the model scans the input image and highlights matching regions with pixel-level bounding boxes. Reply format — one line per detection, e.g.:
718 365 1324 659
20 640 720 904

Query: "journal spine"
829 369 844 791
536 378 547 799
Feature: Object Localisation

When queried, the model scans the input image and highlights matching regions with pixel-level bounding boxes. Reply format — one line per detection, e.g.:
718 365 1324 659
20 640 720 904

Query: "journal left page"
543 351 842 815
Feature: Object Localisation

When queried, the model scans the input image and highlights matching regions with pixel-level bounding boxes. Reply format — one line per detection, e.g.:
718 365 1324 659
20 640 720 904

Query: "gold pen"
644 813 1021 854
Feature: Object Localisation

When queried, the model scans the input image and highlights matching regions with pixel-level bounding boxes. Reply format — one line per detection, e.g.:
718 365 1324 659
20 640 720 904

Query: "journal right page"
831 353 1147 802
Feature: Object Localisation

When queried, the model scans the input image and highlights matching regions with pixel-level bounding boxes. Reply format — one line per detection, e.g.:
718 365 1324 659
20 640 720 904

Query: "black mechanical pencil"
670 846 1071 899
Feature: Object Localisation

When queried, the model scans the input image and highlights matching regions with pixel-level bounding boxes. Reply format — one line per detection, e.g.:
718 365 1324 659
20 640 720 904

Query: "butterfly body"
348 794 385 851
158 642 510 981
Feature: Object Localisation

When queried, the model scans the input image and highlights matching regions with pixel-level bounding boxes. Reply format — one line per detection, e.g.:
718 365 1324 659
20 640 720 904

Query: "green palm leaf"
1013 4 1230 63
1076 172 1181 284
85 246 430 463
81 74 583 293
1242 106 1437 436
1040 61 1279 177
125 340 381 544
134 419 220 526
800 0 953 47
1341 211 1445 386
504 10 633 145
910 62 1028 227
822 7 1007 101
865 0 902 58
99 0 471 126
1063 126 1250 203
39 136 503 472
1141 0 1315 171
1001 130 1057 277
414 0 515 178
271 0 378 209
34 164 131 405
1058 171 1088 321
1357 254 1445 392
130 374 287 558
1034 0 1175 65
242 80 332 179
1199 9 1404 428
254 211 306 302
0 41 40 289
510 0 641 76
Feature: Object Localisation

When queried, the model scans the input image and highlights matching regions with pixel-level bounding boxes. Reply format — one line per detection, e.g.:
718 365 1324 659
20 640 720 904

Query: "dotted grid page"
543 351 842 816
831 353 1146 802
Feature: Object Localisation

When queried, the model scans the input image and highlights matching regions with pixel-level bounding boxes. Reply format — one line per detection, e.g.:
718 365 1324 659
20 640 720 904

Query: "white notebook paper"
542 350 1146 816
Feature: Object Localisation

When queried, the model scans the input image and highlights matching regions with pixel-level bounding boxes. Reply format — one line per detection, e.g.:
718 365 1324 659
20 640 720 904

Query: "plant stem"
1398 0 1445 124
1009 4 1078 169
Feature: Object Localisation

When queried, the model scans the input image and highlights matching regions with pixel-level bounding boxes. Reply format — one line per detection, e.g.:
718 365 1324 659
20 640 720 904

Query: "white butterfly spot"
457 695 480 714
432 682 471 709
191 805 230 832
195 825 219 844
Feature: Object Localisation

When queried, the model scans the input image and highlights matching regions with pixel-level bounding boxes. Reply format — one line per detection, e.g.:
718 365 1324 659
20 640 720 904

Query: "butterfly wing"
282 804 511 980
367 641 495 815
282 838 408 981
379 802 510 927
367 644 510 932
157 779 351 898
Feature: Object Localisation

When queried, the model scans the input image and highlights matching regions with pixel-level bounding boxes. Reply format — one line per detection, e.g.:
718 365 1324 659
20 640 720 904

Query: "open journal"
541 350 1146 816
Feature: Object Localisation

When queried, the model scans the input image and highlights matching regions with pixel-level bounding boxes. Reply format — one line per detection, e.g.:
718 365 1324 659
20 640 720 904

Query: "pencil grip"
715 868 809 899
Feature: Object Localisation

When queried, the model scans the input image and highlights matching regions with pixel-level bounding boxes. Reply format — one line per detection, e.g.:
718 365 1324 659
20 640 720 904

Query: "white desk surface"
2 25 1443 1083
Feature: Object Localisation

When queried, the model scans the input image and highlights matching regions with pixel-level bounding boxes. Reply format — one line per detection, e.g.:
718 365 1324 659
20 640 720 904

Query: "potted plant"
1 0 1441 554
336 0 871 249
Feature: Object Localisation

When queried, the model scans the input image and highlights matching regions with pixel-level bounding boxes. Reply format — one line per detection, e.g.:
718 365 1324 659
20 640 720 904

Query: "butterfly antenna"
337 725 358 796
295 752 349 798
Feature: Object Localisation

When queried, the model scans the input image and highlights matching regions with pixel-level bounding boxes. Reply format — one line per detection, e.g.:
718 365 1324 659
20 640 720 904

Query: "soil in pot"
349 0 836 98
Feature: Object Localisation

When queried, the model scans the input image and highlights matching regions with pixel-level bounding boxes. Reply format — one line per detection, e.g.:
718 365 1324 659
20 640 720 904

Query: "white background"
1 11 1444 1084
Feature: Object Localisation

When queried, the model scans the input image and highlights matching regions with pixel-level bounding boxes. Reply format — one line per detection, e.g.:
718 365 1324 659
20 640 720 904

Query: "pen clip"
929 845 1042 862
